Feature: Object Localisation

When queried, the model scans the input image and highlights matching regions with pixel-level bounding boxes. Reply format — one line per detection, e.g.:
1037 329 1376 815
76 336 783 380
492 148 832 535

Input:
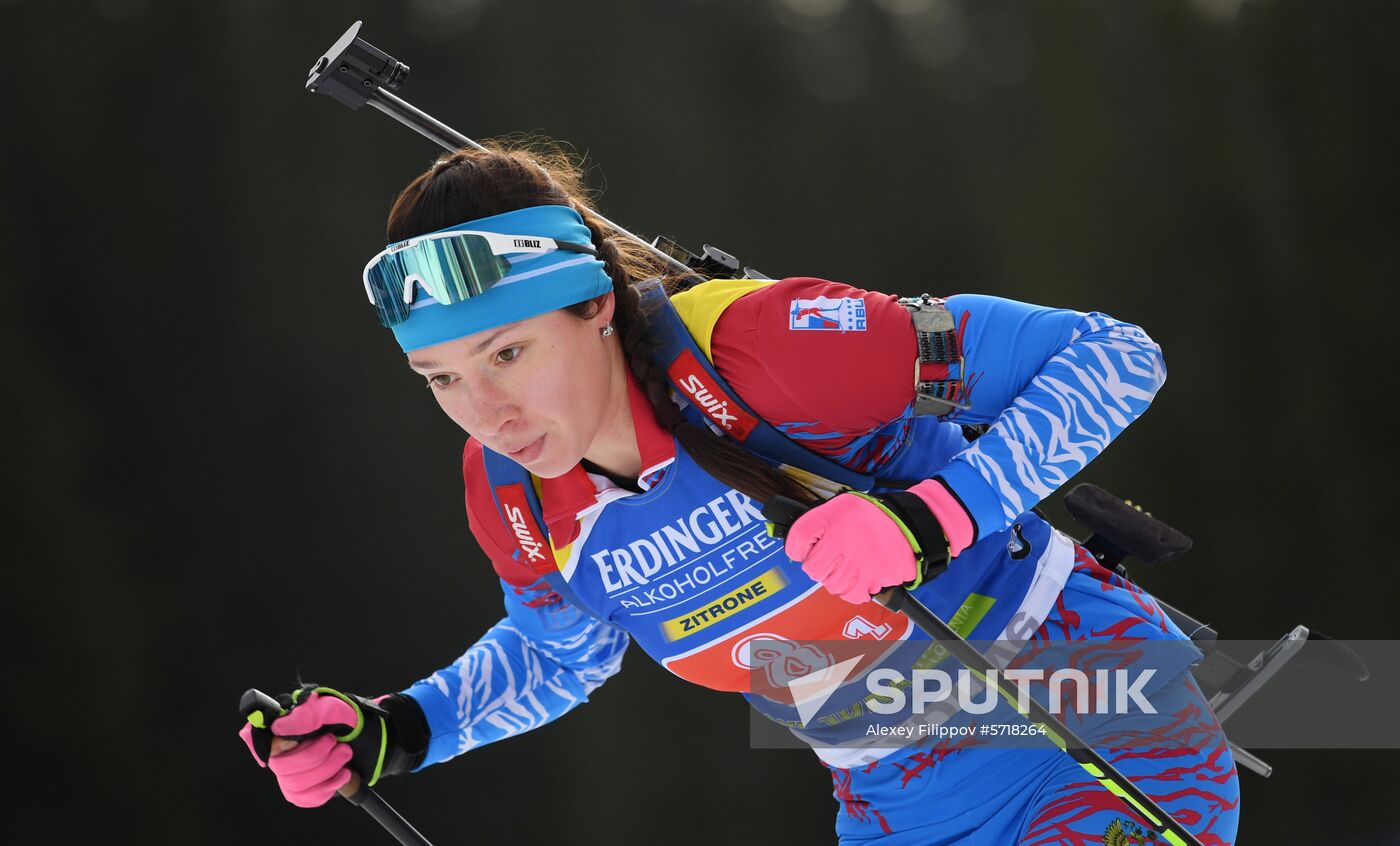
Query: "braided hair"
384 138 820 507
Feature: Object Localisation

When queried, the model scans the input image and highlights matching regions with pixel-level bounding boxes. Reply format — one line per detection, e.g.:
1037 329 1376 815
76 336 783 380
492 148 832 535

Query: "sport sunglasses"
362 229 599 327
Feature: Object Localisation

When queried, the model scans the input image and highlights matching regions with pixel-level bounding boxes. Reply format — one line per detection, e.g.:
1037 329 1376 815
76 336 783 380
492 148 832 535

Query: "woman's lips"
507 435 545 462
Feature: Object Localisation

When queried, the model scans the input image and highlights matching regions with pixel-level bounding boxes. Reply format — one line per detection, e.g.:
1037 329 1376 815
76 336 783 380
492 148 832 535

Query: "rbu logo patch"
789 296 867 332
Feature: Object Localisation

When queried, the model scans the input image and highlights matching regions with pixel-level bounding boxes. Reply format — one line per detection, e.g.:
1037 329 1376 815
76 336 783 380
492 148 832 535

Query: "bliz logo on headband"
496 482 552 574
667 350 759 441
789 296 867 331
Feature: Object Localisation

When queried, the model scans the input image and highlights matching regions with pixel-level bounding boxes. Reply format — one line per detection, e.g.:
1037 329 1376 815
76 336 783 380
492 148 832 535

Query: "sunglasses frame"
362 229 598 309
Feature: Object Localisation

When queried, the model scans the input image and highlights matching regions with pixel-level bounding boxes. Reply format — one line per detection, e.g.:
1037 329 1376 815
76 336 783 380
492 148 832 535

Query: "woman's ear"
594 291 617 329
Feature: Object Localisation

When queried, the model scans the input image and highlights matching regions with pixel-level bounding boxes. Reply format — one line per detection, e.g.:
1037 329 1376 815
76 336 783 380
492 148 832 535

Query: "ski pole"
761 497 1206 846
341 784 434 846
240 689 436 846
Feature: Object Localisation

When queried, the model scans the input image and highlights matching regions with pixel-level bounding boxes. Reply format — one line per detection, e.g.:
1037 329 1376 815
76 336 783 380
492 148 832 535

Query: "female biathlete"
240 141 1241 845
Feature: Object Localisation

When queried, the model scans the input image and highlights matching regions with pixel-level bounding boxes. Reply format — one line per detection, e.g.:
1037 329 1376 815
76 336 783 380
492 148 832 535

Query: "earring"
601 324 614 337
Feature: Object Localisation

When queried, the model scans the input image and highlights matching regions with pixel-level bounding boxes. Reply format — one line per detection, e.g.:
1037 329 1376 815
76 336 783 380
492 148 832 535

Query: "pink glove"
239 692 357 808
784 494 919 604
783 480 975 605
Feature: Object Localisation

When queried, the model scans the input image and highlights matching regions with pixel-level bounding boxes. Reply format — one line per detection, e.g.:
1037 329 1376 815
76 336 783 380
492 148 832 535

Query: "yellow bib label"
661 566 788 641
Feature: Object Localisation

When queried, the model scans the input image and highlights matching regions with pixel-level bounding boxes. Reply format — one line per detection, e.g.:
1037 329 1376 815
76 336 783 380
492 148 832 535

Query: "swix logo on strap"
668 350 758 441
789 296 867 331
496 483 552 574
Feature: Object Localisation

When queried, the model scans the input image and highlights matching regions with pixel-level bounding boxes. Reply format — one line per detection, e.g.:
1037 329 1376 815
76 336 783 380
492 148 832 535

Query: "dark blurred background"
4 0 1398 842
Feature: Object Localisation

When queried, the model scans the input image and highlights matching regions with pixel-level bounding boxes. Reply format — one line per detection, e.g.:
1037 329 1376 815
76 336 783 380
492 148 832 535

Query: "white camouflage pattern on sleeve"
404 579 629 767
938 298 1167 537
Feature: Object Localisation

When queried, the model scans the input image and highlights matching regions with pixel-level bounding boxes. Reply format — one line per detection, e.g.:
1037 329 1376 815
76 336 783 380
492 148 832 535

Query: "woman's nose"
459 379 519 437
474 405 520 440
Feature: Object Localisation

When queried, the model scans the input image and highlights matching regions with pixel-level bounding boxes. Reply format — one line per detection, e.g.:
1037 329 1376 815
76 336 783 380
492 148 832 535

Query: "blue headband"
386 204 612 352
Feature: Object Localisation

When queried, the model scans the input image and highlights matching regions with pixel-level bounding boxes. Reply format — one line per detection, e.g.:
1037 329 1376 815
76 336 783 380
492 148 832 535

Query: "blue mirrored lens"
366 234 512 327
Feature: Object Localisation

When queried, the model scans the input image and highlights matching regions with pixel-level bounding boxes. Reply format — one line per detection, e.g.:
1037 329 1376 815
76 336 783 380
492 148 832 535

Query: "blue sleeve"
401 578 630 768
935 294 1167 540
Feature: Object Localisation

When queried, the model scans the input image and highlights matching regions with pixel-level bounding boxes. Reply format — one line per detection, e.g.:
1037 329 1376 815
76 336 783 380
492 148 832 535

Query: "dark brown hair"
385 137 820 507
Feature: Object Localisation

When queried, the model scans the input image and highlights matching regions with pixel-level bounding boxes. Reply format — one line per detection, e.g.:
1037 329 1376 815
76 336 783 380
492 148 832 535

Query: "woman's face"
406 297 622 479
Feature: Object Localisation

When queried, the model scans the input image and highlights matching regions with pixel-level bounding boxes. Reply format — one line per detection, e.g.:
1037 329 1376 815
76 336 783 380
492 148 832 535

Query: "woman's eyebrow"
407 325 520 371
470 326 514 355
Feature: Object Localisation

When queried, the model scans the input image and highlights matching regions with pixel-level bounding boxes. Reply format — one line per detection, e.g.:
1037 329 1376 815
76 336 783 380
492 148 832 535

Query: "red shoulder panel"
708 277 917 450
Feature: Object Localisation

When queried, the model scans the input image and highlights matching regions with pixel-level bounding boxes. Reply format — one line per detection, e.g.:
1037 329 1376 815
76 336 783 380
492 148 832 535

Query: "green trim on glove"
314 687 368 744
847 491 930 588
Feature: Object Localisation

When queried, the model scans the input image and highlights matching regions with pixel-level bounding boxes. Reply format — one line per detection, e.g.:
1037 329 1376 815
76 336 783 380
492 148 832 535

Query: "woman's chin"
524 452 577 479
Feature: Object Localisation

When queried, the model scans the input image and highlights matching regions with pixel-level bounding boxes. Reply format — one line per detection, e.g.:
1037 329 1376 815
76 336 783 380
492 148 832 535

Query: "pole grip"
239 687 435 845
761 495 810 540
239 688 286 725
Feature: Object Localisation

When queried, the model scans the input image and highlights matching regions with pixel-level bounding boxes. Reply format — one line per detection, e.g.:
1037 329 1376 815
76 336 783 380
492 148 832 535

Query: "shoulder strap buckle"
900 292 956 334
899 294 972 416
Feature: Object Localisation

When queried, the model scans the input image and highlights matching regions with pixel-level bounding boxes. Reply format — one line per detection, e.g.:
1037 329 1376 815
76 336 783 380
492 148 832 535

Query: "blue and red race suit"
398 277 1239 843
